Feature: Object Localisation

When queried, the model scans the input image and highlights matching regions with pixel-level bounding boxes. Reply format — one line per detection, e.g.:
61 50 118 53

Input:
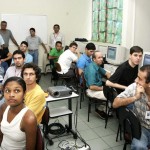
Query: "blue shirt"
84 61 106 87
77 54 92 72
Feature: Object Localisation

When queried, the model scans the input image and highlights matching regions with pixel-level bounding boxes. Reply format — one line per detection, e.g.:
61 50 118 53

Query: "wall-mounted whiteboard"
1 14 48 45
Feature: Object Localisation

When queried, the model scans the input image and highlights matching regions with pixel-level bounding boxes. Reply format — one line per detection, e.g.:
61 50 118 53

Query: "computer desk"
46 92 79 139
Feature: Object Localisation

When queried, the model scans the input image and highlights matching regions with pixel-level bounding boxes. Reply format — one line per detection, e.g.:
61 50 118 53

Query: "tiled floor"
39 73 131 150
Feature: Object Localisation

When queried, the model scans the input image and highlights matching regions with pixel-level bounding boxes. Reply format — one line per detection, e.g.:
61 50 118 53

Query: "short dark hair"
30 28 35 32
13 50 25 59
53 24 60 29
21 63 41 83
69 42 78 48
130 46 143 55
21 41 28 47
1 21 7 24
55 41 62 46
86 43 96 50
3 77 26 93
140 65 150 84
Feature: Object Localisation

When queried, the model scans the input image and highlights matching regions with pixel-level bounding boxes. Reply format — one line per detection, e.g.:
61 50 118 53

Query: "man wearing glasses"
3 50 25 84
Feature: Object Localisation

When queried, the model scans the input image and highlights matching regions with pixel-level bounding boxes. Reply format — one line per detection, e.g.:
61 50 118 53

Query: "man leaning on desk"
84 50 111 119
106 46 143 94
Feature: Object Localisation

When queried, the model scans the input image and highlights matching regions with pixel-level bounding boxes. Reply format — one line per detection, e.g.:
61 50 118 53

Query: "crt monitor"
141 52 150 66
106 45 127 65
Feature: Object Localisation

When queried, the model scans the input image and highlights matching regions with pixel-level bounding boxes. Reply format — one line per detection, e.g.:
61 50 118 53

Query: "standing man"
25 28 48 65
21 63 46 124
3 50 25 84
84 51 111 119
77 42 96 75
113 65 150 150
49 24 65 49
0 34 4 49
0 21 19 66
106 46 143 94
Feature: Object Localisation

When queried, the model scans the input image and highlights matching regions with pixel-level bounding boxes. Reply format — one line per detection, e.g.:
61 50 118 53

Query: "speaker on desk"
47 86 72 98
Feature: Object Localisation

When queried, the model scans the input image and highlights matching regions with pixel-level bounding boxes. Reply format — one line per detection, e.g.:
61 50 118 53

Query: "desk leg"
65 98 77 139
68 98 72 129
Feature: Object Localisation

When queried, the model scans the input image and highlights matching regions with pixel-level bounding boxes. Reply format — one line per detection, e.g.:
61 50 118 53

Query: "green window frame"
92 0 123 45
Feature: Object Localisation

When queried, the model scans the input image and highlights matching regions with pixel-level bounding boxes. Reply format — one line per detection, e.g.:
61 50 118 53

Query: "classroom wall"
0 0 92 71
0 0 150 71
134 0 150 52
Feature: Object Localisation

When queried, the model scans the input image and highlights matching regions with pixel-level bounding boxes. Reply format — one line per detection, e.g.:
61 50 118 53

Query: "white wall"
134 0 150 52
0 0 92 71
122 0 150 52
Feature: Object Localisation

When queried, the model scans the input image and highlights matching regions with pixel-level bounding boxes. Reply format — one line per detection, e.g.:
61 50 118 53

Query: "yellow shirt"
24 84 46 124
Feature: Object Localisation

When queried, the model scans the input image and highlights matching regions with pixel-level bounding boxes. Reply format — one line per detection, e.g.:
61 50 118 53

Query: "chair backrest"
55 62 61 72
80 72 87 90
118 107 141 141
103 86 118 103
35 125 44 150
41 106 49 125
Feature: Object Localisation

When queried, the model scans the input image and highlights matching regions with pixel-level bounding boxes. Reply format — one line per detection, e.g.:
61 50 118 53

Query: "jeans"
1 62 8 74
29 49 38 65
131 127 150 150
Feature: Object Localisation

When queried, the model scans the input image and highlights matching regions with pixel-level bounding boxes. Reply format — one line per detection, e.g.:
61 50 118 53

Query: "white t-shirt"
0 34 4 46
58 49 77 74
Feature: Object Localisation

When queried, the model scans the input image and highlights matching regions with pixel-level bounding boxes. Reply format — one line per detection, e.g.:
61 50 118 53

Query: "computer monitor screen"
106 45 127 65
143 54 150 65
107 46 116 60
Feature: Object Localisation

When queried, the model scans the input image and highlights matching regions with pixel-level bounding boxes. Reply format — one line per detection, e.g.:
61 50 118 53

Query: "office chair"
35 125 45 150
117 107 141 150
103 86 118 128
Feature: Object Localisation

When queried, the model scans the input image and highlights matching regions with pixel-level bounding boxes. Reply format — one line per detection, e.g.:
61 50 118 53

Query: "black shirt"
108 60 138 94
0 49 9 60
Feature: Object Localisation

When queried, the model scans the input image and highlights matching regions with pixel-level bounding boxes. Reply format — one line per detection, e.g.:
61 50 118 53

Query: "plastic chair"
81 72 109 123
103 86 118 128
117 107 141 150
54 62 78 87
35 125 44 150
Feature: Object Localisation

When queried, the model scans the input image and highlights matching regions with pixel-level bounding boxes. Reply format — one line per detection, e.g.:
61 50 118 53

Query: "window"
92 0 123 44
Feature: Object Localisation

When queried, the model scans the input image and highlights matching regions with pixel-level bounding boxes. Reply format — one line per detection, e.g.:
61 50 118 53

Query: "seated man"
84 51 111 119
57 42 80 78
21 63 46 124
113 65 150 150
77 42 96 76
48 41 63 69
12 41 33 64
106 46 143 94
0 34 12 73
3 50 25 84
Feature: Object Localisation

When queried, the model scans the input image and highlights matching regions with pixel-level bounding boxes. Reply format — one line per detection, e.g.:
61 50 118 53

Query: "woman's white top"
0 106 28 150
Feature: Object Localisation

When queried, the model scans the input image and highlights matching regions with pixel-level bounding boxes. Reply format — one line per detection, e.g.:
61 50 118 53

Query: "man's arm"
105 72 111 79
1 52 12 62
113 84 144 108
41 43 48 54
89 85 103 91
106 80 127 90
10 34 19 49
